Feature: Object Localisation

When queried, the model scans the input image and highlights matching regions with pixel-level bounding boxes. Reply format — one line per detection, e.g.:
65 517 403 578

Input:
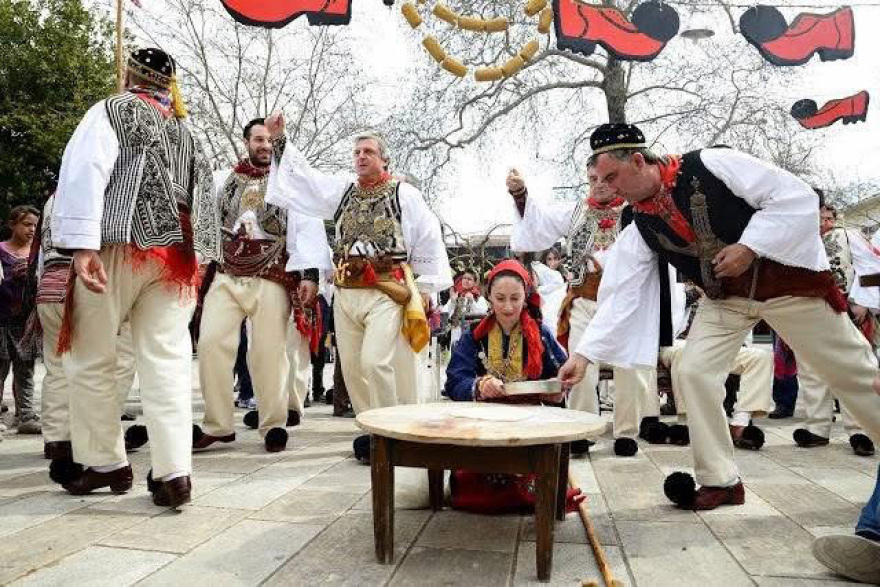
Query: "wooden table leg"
556 442 570 521
371 435 395 564
428 469 444 512
534 444 560 581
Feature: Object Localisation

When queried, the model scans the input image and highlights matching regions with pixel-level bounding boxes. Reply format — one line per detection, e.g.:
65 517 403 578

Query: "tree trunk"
602 58 627 124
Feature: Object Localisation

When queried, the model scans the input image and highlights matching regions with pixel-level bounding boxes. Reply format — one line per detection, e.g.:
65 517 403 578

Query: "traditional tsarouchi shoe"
613 437 638 457
192 424 235 450
692 482 745 511
664 472 745 511
265 427 289 453
44 440 72 461
850 433 875 457
793 428 830 448
63 465 133 495
125 424 149 452
147 470 192 508
730 423 765 451
287 410 301 427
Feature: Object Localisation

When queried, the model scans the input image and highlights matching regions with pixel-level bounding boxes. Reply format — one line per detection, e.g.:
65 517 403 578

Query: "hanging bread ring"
402 0 547 82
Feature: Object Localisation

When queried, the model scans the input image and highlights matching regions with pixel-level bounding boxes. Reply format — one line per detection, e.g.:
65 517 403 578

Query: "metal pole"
116 0 124 92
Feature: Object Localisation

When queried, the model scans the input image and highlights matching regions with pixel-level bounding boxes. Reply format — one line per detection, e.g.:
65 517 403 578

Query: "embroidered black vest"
102 93 220 260
631 149 755 299
217 171 288 276
332 180 405 259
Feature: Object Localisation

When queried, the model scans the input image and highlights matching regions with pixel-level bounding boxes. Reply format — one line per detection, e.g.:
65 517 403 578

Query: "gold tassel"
170 74 187 118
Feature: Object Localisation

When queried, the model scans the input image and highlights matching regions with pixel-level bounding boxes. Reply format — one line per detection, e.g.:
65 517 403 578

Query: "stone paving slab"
416 510 521 553
98 505 250 554
9 546 176 587
390 547 513 587
514 541 631 586
522 493 618 546
747 482 863 528
617 520 754 586
703 515 841 580
264 511 431 586
249 488 365 525
138 519 323 586
0 509 148 584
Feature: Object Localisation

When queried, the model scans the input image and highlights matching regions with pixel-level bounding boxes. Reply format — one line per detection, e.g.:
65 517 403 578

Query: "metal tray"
503 379 561 396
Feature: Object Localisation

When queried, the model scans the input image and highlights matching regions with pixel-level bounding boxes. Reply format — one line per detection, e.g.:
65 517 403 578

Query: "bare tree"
388 0 819 197
130 0 383 170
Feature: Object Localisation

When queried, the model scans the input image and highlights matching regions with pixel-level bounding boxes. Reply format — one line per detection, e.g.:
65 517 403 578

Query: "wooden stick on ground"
569 471 623 587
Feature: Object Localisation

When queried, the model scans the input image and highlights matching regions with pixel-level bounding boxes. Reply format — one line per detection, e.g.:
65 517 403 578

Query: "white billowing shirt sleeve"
52 101 119 250
700 149 828 271
575 223 662 369
398 183 453 293
266 140 353 220
847 228 880 310
286 213 333 274
670 277 689 338
510 194 576 252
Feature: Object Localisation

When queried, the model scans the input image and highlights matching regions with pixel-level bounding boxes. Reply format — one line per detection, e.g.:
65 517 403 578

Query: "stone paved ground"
0 362 875 586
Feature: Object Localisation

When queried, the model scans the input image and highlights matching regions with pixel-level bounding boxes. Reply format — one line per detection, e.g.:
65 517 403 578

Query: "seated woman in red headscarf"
444 259 582 514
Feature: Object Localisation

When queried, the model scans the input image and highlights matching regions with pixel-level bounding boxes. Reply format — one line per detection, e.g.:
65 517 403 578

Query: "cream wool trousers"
333 288 418 414
798 359 863 438
679 295 880 487
568 297 658 438
286 318 311 415
40 304 137 443
64 246 195 478
198 272 289 436
660 343 774 417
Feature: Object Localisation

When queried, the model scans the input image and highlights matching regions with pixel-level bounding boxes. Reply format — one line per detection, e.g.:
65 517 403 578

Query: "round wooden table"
357 402 605 581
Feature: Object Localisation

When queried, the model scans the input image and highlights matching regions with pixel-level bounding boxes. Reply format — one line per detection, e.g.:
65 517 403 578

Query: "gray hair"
587 147 663 168
354 131 391 165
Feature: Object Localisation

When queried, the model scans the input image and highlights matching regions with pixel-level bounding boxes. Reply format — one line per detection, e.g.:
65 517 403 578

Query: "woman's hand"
478 376 506 399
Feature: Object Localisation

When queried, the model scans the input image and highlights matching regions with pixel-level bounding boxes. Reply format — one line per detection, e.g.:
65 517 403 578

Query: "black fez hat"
590 123 647 155
127 47 175 89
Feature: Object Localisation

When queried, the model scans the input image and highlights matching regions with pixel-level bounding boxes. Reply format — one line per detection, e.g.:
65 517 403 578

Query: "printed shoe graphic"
220 0 352 28
553 0 679 61
791 90 869 129
741 5 854 66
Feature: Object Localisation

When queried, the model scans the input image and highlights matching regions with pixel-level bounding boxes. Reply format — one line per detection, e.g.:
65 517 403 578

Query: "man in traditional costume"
508 170 658 457
36 196 145 484
51 48 220 507
794 199 880 456
193 118 330 453
264 114 452 457
658 295 774 450
558 123 880 510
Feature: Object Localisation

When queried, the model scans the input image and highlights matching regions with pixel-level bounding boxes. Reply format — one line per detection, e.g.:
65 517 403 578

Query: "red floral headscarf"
473 260 544 379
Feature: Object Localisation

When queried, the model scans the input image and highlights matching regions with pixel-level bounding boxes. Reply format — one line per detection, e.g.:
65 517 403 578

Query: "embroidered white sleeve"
266 141 353 220
398 183 453 293
510 194 576 252
574 223 662 369
700 149 828 271
52 101 119 250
